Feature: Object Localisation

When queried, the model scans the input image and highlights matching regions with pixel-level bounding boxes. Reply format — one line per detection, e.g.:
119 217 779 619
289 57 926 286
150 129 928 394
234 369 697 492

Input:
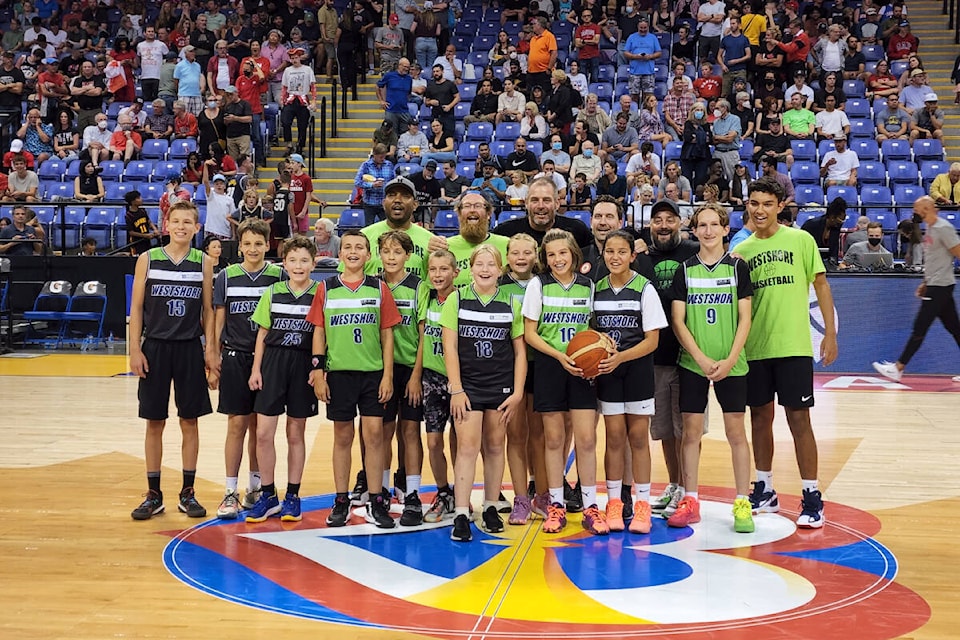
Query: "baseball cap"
833 133 847 141
384 175 418 198
924 93 939 102
164 51 179 60
389 12 399 21
182 45 195 53
794 68 807 76
289 153 305 165
10 139 23 152
288 47 305 56
43 57 58 64
866 7 878 14
381 118 393 128
212 173 226 182
165 171 182 183
785 0 799 9
651 199 680 217
2 51 14 58
899 20 910 26
424 159 438 170
910 68 926 77
222 85 237 94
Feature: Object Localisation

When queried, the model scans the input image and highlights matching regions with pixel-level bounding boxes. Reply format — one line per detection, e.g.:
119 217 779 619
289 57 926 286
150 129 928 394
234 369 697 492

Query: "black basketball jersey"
142 247 205 341
215 262 285 352
451 286 518 394
252 281 319 351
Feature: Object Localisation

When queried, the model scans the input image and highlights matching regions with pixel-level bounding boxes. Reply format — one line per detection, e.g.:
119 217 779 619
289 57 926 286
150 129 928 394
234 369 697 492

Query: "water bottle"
107 332 115 353
81 334 92 352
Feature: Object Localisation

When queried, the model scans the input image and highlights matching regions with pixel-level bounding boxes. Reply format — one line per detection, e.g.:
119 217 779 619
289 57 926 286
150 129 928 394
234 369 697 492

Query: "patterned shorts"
422 369 451 434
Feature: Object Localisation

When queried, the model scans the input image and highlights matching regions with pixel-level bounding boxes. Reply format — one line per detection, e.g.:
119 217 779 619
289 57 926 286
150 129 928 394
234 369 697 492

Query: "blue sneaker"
280 494 302 522
245 492 280 523
796 489 824 529
748 481 780 514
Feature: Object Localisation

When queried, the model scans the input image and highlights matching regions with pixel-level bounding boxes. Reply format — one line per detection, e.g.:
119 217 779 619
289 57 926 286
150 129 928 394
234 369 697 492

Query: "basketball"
566 330 615 378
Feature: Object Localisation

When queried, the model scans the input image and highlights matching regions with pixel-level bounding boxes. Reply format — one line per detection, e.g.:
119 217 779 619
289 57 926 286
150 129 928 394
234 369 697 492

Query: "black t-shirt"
280 6 306 33
493 214 594 248
814 87 847 110
223 98 252 138
504 150 539 173
0 66 26 110
59 55 84 78
581 240 657 284
755 131 790 156
54 127 78 149
424 80 459 123
672 39 696 63
440 174 471 199
70 74 106 110
648 239 700 365
844 51 866 73
126 206 153 255
411 172 441 216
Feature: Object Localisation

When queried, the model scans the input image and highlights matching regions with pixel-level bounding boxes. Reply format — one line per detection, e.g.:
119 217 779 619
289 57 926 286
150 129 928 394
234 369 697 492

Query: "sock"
581 484 597 508
382 470 390 491
686 491 699 500
287 483 300 496
801 479 819 493
406 474 421 495
634 483 651 500
455 506 469 517
483 500 496 511
147 471 161 494
757 470 773 491
249 471 261 490
438 484 452 495
677 486 686 498
336 492 348 501
606 480 623 497
528 475 535 484
182 469 196 491
262 482 276 497
549 487 564 505
736 494 749 501
226 477 239 492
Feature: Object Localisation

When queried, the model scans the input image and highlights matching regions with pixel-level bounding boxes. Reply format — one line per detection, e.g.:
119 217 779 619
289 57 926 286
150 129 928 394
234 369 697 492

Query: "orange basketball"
566 330 615 378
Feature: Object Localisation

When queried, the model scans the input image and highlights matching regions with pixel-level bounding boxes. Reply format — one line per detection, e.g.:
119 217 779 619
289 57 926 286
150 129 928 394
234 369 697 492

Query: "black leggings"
281 102 311 152
899 284 960 365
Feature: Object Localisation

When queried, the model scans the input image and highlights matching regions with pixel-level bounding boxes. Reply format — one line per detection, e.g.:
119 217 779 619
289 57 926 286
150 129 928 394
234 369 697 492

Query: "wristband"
311 354 327 370
450 388 465 395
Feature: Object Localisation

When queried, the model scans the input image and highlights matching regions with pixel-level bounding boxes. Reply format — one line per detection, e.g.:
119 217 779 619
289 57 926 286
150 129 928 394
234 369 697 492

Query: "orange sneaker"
605 498 625 532
628 499 652 534
667 495 701 528
542 502 567 533
581 504 609 535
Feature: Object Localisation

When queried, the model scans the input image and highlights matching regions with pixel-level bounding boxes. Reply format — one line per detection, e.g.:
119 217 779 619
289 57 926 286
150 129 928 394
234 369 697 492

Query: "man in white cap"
3 138 35 171
910 93 943 143
280 46 316 155
173 45 206 116
221 85 253 163
202 171 237 241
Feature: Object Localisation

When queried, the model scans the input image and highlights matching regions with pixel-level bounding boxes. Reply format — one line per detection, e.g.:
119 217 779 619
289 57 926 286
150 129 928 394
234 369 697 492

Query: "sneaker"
564 481 583 513
178 487 207 518
872 360 902 382
400 491 423 527
242 488 261 509
423 489 455 523
508 494 532 525
620 486 633 520
350 470 368 506
651 483 679 514
326 495 351 527
749 481 780 514
667 496 701 528
496 492 512 513
531 491 550 519
217 490 240 520
280 494 302 522
394 469 407 497
451 513 472 541
365 494 396 529
733 497 755 533
582 504 609 535
628 500 652 534
605 498 625 532
796 489 825 529
131 490 164 520
542 502 567 533
952 376 960 383
245 492 280 523
527 480 536 498
379 488 392 505
481 506 504 533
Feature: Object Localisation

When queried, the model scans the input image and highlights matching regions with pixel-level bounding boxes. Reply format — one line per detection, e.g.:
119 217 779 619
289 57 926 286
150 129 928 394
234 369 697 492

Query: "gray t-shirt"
601 124 639 157
924 216 960 286
8 170 39 196
842 240 892 267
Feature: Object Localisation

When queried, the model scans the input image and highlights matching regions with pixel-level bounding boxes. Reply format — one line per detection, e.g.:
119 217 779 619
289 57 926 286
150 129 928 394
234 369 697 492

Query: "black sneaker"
481 505 504 533
131 489 164 520
365 494 396 529
380 487 392 505
178 487 207 518
496 491 512 513
451 513 472 541
394 468 406 497
350 470 368 505
564 480 583 513
326 495 351 527
621 486 634 520
400 490 423 526
527 480 536 498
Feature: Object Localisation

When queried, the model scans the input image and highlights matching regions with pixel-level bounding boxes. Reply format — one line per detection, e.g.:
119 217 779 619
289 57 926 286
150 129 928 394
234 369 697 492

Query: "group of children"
129 184 806 541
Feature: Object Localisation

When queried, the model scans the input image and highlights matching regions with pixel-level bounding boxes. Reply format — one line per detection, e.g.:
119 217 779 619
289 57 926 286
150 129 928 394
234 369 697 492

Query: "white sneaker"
872 361 902 382
952 376 960 383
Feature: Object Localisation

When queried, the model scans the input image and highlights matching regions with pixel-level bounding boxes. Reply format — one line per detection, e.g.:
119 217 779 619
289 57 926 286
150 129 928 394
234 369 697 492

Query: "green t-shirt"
419 288 450 376
384 272 429 367
670 254 753 376
446 233 511 287
782 107 816 136
318 275 388 371
358 221 435 279
521 272 595 353
734 225 825 360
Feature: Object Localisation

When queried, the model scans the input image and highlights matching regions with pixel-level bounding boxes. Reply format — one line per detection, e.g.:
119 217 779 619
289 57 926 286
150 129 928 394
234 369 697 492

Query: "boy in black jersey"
130 201 217 521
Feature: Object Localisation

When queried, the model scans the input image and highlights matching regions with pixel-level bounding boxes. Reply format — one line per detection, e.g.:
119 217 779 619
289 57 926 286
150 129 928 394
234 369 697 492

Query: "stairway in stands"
263 81 382 226
909 2 960 157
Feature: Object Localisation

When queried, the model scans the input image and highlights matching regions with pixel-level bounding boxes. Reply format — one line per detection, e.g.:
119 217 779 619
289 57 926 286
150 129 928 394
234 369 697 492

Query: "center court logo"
164 487 929 639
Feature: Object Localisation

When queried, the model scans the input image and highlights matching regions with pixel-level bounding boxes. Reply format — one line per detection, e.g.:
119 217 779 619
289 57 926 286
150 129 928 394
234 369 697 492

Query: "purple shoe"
532 491 550 519
508 494 532 525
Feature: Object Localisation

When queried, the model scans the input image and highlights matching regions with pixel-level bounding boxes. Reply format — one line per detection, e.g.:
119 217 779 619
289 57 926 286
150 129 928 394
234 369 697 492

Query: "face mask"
583 148 593 158
243 69 252 76
765 80 774 85
694 110 704 119
207 101 217 109
552 141 562 150
626 5 634 12
97 120 107 129
713 109 722 118
868 237 882 247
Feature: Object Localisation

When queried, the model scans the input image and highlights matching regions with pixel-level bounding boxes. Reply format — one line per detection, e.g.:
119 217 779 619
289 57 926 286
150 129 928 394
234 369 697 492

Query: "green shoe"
733 497 756 533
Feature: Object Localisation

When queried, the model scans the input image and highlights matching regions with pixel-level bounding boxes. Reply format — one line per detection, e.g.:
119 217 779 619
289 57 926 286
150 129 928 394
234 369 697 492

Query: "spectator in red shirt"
206 39 239 95
2 139 35 173
693 61 722 101
36 58 69 124
235 56 267 164
887 21 918 61
768 18 812 78
573 9 602 83
172 100 199 138
287 153 314 235
109 114 143 163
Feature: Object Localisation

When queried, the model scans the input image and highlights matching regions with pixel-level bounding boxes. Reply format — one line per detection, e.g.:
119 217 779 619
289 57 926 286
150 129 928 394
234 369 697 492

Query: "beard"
460 219 488 244
652 230 681 252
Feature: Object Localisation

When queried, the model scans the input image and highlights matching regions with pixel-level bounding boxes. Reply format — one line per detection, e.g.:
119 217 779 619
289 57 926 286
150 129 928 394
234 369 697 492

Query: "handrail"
308 114 316 175
331 79 339 137
319 97 328 158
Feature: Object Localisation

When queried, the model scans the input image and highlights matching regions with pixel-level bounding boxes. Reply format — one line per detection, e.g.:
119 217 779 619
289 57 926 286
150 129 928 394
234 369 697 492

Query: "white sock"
581 484 597 508
634 483 651 500
801 479 819 493
686 491 698 500
549 487 564 505
249 471 261 490
455 506 469 517
382 470 390 490
606 479 623 497
736 494 749 501
757 470 773 490
226 477 238 492
483 500 496 511
406 474 421 495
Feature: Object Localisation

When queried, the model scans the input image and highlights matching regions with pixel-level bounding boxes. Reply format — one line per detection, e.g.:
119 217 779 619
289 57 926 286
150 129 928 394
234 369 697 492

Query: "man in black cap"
361 175 440 278
373 118 398 162
411 158 442 226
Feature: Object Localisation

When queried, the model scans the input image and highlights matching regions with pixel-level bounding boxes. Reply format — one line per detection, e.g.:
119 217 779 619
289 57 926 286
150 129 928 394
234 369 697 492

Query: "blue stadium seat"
123 160 153 182
850 139 879 160
913 139 944 162
565 210 591 226
664 141 683 162
881 139 912 162
458 83 477 102
790 161 820 185
794 184 825 207
845 98 871 119
826 185 858 205
527 141 543 157
861 185 892 207
194 184 207 204
920 161 948 189
866 210 897 231
796 211 817 227
456 162 475 178
738 139 754 162
862 44 884 61
434 210 459 236
466 52 486 70
82 207 118 250
395 162 423 176
466 122 493 141
497 209 524 224
858 161 887 186
942 211 960 230
170 138 197 159
842 80 865 98
589 82 613 102
337 209 364 234
37 159 67 181
99 161 125 181
454 102 471 120
817 140 836 158
107 102 131 118
50 208 85 250
728 210 743 232
45 181 74 200
887 160 919 186
848 118 874 140
890 59 910 77
791 139 817 162
65 159 81 180
104 181 136 203
152 161 184 181
596 65 615 82
457 141 481 161
139 182 166 203
491 140 512 157
141 139 168 160
893 184 925 207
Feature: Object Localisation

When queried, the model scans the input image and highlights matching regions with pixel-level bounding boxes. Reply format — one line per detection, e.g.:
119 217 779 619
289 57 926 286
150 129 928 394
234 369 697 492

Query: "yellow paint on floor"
0 353 130 377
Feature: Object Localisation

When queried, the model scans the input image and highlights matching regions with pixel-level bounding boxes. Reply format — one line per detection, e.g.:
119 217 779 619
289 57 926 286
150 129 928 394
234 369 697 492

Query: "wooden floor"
1 353 958 640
